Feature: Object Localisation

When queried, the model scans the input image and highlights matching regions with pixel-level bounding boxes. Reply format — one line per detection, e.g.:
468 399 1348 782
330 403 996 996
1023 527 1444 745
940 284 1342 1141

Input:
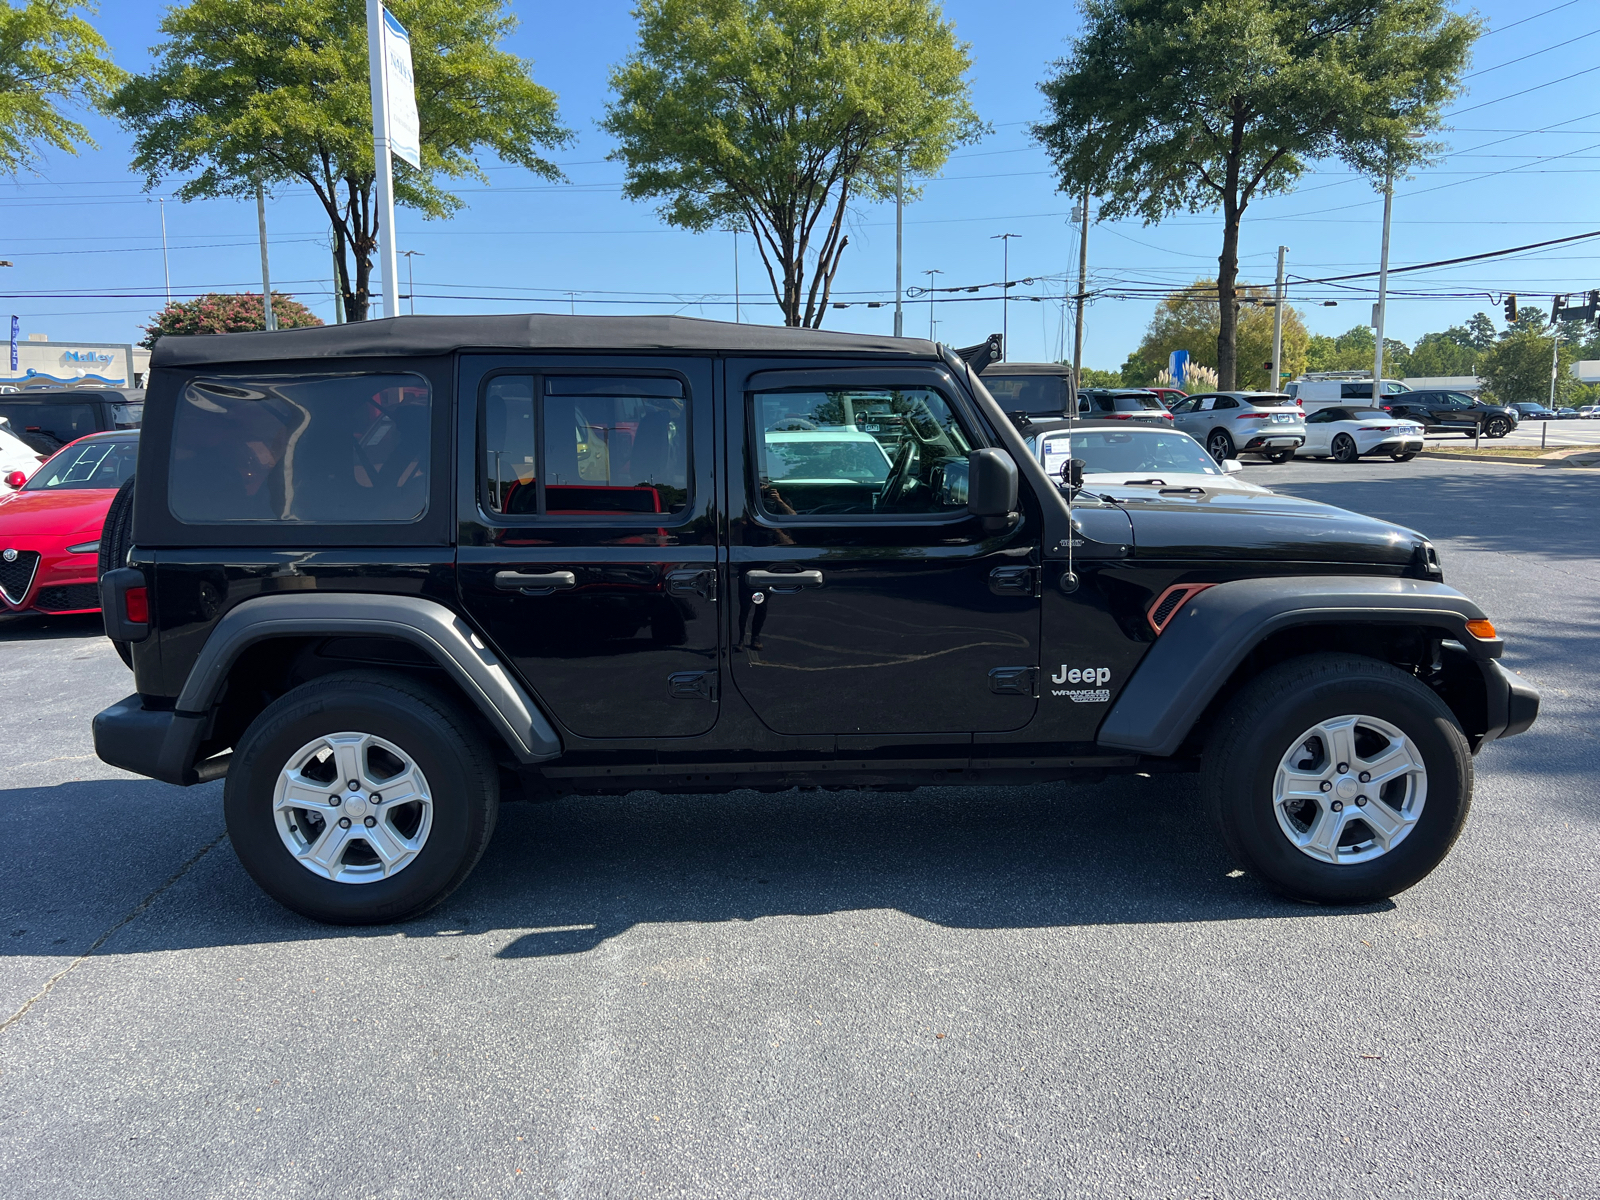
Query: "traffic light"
1551 294 1566 323
1504 294 1517 322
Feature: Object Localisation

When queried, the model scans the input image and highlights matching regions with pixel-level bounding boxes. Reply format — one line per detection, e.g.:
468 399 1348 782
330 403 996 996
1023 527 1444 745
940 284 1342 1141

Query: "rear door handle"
494 570 577 593
745 569 824 592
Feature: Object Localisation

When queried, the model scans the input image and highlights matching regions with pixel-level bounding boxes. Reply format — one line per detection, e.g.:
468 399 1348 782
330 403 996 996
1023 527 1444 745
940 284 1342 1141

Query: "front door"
456 355 721 740
725 359 1041 737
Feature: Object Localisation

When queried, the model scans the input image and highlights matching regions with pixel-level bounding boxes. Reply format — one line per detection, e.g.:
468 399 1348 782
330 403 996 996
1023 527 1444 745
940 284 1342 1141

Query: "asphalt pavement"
1 456 1595 1199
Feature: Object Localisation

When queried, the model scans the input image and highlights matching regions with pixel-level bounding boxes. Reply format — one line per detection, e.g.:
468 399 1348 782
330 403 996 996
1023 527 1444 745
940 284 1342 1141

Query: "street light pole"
255 177 276 331
923 268 943 340
399 249 423 315
894 156 905 337
1271 245 1288 390
1372 167 1394 399
732 229 741 324
153 197 171 307
1072 188 1090 382
991 232 1020 360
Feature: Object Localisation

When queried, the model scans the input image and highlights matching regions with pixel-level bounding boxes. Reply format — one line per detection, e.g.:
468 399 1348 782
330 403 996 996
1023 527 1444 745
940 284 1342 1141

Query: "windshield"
23 438 137 491
1034 428 1221 480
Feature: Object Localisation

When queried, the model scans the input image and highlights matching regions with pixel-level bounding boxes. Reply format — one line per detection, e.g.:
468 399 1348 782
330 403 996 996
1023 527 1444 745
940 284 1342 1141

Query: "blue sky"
4 0 1597 369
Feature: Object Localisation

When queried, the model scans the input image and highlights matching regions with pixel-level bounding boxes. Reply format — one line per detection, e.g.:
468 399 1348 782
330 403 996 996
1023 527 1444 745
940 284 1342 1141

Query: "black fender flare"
174 592 563 764
1095 576 1519 756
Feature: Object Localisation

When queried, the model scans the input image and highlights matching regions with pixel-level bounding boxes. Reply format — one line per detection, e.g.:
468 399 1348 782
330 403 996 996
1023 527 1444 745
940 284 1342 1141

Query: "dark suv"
0 388 143 455
1384 392 1516 438
93 316 1537 924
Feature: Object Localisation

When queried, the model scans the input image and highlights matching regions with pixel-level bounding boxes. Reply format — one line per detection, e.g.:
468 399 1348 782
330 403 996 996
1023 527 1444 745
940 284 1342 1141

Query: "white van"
1286 372 1410 413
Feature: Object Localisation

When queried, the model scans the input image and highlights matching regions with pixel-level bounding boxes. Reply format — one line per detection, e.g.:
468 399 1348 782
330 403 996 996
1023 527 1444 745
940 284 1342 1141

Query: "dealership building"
0 335 150 391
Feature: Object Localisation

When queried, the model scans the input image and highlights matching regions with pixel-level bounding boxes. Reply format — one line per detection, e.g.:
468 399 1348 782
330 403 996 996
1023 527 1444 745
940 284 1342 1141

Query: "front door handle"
744 569 824 592
494 570 577 594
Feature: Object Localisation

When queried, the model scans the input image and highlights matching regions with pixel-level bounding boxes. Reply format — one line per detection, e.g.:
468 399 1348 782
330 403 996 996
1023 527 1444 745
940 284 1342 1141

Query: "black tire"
1263 449 1293 464
224 670 500 925
1331 433 1359 464
1206 429 1234 463
1202 654 1472 905
1391 452 1417 462
98 475 136 668
1486 417 1510 439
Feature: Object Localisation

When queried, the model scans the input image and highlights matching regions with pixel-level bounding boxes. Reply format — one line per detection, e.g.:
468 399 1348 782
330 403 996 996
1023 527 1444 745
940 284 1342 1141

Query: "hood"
1117 489 1424 567
0 487 116 537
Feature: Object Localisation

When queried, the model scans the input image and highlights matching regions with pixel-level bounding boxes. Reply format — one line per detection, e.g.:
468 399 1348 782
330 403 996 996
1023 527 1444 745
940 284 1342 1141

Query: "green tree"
139 292 323 348
602 0 983 328
1479 313 1579 406
1034 0 1477 389
1407 321 1488 378
1076 366 1124 388
1122 279 1309 390
111 0 570 321
0 1 123 173
1303 325 1406 376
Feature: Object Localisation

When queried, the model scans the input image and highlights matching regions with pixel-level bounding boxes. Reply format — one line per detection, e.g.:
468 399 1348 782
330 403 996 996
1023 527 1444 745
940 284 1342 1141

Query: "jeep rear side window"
170 374 431 524
482 374 689 518
752 386 973 518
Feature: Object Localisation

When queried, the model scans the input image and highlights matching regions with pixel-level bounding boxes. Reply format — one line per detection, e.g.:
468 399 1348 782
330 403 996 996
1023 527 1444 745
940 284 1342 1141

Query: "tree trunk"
1215 105 1246 391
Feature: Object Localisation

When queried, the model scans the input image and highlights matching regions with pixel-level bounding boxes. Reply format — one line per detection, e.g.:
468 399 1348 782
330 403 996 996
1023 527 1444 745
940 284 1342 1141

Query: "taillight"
124 586 148 624
1235 412 1270 419
1357 426 1392 431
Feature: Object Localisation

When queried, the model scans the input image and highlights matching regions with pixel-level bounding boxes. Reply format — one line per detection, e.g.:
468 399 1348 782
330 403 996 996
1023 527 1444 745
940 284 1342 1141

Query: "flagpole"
366 0 400 319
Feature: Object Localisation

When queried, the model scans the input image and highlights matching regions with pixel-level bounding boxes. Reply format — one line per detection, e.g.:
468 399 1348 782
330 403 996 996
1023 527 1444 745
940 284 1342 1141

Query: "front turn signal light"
1465 619 1497 639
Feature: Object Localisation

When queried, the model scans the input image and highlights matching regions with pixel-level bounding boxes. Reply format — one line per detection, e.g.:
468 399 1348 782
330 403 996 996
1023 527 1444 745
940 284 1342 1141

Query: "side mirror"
1061 458 1085 489
4 470 26 489
967 448 1019 528
1223 459 1244 474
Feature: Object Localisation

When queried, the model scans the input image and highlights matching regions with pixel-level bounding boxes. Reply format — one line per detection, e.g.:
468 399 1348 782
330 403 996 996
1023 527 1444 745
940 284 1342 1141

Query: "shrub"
140 293 323 348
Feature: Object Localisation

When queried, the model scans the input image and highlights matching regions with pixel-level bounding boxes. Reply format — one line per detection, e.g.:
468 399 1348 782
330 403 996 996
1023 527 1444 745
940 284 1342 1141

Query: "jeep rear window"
482 374 689 518
170 374 430 524
981 374 1066 417
0 402 96 454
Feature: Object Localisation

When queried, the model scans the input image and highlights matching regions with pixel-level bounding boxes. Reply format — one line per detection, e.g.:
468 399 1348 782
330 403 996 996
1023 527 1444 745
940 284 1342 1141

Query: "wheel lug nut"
1320 780 1333 792
364 816 376 827
371 793 381 804
1356 795 1368 807
330 794 342 806
1358 771 1371 783
1336 762 1349 774
1331 800 1344 812
348 780 359 791
338 817 352 828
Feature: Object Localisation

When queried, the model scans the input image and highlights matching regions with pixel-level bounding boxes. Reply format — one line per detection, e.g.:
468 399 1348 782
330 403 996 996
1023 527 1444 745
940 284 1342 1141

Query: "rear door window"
482 374 690 518
170 373 431 524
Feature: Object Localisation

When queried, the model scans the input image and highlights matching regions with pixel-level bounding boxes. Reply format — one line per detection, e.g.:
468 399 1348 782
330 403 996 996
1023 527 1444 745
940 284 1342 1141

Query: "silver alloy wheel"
1271 714 1427 865
1207 431 1232 462
272 731 433 884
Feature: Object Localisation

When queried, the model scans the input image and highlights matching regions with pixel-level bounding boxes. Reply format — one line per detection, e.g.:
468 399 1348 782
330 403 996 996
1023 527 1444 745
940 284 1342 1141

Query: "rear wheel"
1331 434 1359 464
97 475 136 668
1202 654 1471 904
1391 452 1417 462
1206 430 1234 463
1263 449 1293 464
224 671 500 924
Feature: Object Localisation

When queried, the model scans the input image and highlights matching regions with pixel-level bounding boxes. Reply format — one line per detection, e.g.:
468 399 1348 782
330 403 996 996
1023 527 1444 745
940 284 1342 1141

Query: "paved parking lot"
1 456 1595 1199
1429 420 1600 449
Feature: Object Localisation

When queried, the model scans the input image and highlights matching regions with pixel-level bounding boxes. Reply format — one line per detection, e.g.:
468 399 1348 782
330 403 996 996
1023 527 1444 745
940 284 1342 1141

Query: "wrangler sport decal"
1050 665 1111 702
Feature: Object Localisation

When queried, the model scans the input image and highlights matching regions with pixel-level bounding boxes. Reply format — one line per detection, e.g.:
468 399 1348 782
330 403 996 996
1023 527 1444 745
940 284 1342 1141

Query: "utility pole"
1372 167 1394 400
1271 245 1288 390
1549 306 1563 408
399 249 423 315
923 268 943 339
732 229 741 324
152 198 171 307
894 156 905 337
331 232 344 324
255 178 277 331
1072 188 1090 382
991 232 1021 360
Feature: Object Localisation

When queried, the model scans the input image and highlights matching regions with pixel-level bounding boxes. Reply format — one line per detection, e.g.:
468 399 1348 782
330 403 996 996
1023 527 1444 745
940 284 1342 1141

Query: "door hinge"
667 670 718 701
666 568 716 600
988 666 1038 697
989 564 1041 598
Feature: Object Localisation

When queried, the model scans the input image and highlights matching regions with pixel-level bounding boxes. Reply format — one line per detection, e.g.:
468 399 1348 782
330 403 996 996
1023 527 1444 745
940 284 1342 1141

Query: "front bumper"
93 693 228 786
1478 659 1539 747
0 535 101 614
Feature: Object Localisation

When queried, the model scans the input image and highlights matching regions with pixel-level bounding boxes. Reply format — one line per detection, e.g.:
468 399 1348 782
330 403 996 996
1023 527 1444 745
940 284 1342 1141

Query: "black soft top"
150 313 939 368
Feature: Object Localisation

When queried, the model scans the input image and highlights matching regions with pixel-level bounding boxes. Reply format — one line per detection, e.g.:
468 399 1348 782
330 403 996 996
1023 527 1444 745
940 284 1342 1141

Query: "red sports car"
0 430 137 617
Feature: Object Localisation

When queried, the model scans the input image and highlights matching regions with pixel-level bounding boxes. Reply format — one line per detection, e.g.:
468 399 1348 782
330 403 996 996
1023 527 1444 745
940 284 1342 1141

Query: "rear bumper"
1242 434 1305 452
92 693 227 786
1365 438 1424 456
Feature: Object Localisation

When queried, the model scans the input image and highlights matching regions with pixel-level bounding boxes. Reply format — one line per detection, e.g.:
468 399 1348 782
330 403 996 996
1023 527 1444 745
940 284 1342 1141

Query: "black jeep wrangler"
92 316 1538 924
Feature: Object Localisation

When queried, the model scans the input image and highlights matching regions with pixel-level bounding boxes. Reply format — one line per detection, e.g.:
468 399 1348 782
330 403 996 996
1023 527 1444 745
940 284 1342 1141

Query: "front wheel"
1206 430 1235 463
1486 417 1510 439
1202 654 1471 904
224 671 500 924
1331 433 1359 464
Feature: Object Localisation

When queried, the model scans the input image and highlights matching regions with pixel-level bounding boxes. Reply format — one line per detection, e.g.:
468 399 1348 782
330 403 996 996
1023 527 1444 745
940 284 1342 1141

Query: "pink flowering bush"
139 293 323 348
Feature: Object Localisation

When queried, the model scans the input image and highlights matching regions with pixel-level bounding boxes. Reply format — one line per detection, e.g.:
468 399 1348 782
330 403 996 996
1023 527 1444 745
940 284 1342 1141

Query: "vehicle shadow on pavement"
0 773 1400 962
0 612 105 643
1268 466 1600 560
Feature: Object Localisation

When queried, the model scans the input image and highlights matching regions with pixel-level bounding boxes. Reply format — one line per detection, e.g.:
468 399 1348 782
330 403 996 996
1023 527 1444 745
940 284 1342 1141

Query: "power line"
1449 63 1600 117
1478 0 1586 38
1463 25 1600 78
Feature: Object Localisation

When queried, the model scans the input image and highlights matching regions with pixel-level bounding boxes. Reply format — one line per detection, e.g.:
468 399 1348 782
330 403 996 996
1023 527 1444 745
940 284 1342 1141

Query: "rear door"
456 355 722 740
724 359 1042 736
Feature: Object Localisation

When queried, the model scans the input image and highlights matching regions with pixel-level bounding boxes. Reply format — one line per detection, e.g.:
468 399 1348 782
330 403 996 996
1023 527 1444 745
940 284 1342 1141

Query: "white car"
1295 406 1425 463
0 418 44 493
1027 422 1271 497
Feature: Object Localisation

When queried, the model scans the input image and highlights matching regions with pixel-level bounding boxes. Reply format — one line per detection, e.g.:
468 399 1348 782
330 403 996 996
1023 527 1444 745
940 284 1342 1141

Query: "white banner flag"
381 7 420 168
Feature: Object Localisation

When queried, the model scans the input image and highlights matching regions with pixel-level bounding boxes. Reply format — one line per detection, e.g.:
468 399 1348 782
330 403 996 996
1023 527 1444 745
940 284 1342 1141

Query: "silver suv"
1167 391 1306 463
